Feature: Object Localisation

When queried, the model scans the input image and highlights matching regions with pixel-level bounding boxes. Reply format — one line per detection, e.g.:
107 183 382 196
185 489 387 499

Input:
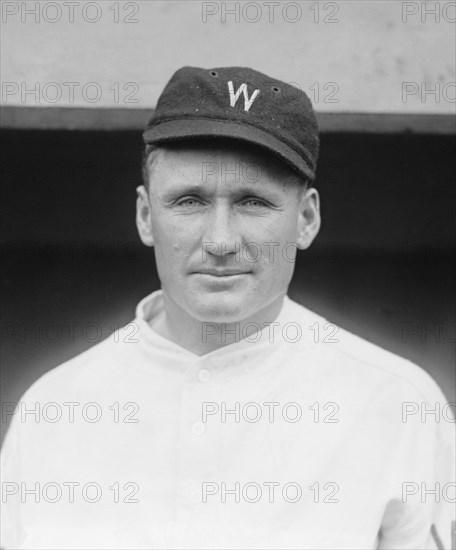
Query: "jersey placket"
171 354 225 549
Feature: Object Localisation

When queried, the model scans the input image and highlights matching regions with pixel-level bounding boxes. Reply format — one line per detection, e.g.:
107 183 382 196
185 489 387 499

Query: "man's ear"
136 185 154 247
296 187 321 250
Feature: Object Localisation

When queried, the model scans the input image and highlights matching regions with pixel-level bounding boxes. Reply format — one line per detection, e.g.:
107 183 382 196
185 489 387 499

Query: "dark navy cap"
143 66 319 182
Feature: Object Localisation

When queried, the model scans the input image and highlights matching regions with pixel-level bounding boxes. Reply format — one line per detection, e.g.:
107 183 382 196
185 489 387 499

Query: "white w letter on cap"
228 81 260 112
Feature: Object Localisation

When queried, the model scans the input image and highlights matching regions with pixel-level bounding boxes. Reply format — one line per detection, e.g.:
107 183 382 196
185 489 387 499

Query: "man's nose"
202 204 241 258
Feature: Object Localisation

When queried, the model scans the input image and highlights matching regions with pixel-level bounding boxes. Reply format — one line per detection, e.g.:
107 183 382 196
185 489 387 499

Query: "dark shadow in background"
1 129 455 440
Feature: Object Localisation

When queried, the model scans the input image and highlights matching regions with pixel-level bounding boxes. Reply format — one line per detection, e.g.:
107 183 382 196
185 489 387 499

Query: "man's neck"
148 292 286 356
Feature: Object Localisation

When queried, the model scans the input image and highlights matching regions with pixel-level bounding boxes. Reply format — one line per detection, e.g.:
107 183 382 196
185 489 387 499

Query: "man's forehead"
151 140 302 188
153 158 298 197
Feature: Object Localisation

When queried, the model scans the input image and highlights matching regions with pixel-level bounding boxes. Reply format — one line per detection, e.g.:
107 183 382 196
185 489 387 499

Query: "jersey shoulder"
18 319 139 401
286 297 449 405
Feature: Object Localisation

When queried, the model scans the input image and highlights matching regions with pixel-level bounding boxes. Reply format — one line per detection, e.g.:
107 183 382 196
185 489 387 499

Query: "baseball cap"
143 66 319 182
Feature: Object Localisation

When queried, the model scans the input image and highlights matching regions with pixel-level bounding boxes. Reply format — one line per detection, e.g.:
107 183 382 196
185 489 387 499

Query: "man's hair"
141 144 161 190
141 139 310 191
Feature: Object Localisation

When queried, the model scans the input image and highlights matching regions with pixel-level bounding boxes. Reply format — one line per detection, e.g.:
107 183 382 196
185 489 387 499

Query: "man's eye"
176 197 203 207
240 197 269 208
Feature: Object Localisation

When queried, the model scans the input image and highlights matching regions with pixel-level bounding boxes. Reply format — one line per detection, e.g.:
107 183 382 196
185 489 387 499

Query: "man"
1 66 454 549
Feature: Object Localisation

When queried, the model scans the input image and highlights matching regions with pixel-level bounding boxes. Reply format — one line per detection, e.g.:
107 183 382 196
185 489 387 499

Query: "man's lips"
191 268 251 277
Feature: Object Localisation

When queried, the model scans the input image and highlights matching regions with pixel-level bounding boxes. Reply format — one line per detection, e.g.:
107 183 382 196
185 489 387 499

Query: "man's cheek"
153 222 189 249
250 230 297 265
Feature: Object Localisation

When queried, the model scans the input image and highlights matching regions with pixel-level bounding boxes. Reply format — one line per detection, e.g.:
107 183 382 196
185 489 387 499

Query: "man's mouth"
192 268 251 277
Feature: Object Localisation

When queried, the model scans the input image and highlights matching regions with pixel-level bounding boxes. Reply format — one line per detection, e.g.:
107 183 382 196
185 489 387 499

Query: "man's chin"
186 292 255 324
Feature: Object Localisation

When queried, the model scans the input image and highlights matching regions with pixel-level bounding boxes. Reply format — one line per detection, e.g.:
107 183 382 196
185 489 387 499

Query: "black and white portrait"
1 1 455 548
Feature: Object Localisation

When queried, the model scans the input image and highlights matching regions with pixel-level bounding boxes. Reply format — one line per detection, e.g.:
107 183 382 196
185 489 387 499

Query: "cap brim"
143 119 315 182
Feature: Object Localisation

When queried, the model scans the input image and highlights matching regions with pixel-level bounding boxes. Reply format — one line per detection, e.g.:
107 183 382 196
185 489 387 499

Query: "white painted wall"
1 0 455 113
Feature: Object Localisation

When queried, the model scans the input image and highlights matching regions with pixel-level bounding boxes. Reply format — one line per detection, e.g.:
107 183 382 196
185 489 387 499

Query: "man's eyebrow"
163 183 284 199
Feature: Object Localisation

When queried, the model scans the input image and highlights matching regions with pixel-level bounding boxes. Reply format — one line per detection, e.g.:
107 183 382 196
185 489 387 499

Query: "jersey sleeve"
424 416 456 550
1 413 28 549
378 378 455 550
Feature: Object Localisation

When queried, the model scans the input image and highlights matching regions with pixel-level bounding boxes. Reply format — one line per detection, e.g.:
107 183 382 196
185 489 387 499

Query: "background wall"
1 0 455 113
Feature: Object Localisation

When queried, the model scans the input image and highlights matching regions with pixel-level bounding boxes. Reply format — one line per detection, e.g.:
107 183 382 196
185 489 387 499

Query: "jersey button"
198 369 211 383
191 422 205 436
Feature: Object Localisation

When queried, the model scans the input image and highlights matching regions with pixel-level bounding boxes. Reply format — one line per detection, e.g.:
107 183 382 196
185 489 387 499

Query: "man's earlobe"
296 188 321 250
136 186 154 247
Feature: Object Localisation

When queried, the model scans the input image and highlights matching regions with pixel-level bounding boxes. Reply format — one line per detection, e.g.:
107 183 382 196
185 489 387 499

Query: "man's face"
136 142 320 323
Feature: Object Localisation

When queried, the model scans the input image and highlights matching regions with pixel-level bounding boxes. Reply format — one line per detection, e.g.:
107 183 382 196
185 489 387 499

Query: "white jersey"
1 290 454 549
